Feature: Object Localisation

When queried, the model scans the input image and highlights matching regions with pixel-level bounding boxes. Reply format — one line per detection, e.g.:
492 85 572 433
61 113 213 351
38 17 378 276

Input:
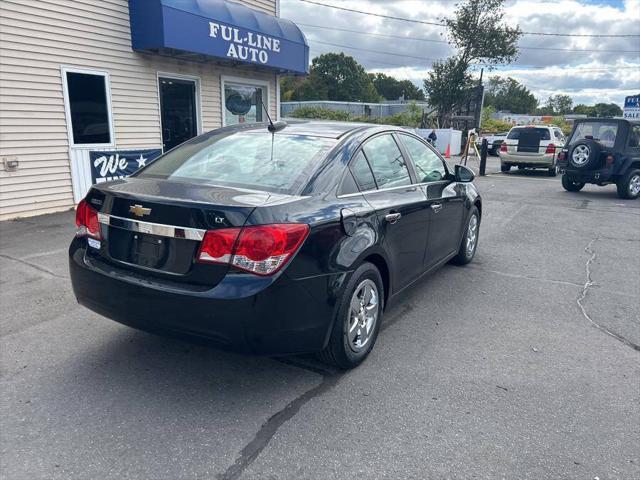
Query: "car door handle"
431 203 443 213
385 212 402 224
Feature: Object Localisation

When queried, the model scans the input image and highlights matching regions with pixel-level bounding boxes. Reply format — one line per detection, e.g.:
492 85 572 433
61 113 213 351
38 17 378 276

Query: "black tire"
562 174 585 192
616 169 640 200
318 262 384 369
451 206 480 265
501 163 511 172
568 140 601 169
517 165 525 170
548 166 557 177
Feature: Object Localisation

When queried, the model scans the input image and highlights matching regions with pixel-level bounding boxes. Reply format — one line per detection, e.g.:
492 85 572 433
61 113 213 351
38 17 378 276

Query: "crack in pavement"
218 302 417 479
466 265 583 288
217 370 342 480
0 253 67 279
577 238 640 353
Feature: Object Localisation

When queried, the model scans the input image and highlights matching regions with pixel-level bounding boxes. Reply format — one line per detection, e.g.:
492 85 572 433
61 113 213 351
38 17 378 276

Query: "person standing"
428 129 437 145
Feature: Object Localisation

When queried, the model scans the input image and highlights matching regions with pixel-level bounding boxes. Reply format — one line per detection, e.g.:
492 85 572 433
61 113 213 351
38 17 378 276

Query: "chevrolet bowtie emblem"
129 204 151 217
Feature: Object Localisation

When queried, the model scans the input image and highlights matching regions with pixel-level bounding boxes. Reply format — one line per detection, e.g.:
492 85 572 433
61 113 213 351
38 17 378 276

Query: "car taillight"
557 152 566 162
75 199 101 239
606 154 615 166
197 224 309 276
545 143 556 154
500 142 507 152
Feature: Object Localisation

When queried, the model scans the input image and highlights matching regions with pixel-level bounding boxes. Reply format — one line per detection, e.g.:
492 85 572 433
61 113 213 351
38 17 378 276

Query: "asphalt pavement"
1 156 639 479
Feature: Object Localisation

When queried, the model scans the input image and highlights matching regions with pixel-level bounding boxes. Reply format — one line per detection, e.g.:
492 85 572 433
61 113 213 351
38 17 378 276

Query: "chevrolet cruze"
70 121 482 369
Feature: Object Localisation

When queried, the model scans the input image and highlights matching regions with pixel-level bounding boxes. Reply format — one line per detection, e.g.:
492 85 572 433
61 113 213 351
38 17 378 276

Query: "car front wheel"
319 262 383 369
616 169 640 200
562 174 585 192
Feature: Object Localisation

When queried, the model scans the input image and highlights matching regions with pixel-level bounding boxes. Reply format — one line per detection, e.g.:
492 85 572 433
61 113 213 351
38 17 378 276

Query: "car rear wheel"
318 262 383 369
451 207 480 265
616 169 640 200
501 163 511 172
548 166 557 177
562 174 585 192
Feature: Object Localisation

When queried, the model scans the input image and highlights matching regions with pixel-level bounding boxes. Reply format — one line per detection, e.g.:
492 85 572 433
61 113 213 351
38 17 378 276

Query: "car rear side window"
398 134 446 183
569 122 619 148
363 135 411 189
350 151 377 192
630 125 640 148
507 128 551 141
137 131 336 194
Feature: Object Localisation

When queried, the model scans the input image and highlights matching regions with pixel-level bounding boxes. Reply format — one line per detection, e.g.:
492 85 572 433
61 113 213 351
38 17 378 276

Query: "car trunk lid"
85 177 290 288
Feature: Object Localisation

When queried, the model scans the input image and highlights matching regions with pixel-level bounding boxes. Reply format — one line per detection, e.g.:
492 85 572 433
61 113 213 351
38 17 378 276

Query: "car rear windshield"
137 130 336 194
507 128 551 140
569 122 619 148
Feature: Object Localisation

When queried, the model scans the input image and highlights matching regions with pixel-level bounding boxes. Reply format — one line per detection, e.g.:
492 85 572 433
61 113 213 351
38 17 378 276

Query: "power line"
298 22 640 54
297 0 640 38
311 38 640 72
313 39 436 62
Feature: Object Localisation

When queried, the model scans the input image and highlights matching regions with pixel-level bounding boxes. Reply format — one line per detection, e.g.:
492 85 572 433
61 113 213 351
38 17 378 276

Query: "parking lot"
1 157 639 479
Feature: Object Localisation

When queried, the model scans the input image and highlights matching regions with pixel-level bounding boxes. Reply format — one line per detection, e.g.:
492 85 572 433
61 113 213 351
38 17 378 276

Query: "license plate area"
107 227 197 274
132 233 165 269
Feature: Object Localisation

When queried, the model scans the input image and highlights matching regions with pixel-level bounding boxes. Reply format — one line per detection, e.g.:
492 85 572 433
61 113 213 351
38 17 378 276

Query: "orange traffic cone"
444 143 450 159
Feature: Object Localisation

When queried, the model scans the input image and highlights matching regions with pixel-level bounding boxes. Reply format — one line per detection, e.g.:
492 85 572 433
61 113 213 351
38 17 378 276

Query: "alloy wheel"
571 145 590 166
629 174 640 197
347 279 379 353
466 214 478 257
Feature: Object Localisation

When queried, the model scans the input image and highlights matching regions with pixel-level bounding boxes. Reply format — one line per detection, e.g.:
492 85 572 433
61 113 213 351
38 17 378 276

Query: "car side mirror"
455 164 475 182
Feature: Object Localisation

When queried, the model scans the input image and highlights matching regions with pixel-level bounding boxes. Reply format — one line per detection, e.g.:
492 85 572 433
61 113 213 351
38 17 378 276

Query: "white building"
0 0 308 220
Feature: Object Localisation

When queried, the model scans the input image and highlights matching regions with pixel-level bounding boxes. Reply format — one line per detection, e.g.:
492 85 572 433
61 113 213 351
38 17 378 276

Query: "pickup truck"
476 132 508 156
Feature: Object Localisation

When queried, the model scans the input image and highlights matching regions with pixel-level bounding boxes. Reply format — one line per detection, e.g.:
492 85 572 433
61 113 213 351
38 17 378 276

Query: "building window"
62 68 113 146
222 77 268 126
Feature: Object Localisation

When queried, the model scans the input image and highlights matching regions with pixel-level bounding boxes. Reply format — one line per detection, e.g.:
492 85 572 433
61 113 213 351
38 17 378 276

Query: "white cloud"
281 0 640 105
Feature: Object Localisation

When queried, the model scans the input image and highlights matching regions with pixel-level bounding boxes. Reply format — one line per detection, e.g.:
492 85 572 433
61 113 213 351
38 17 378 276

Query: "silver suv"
499 125 566 176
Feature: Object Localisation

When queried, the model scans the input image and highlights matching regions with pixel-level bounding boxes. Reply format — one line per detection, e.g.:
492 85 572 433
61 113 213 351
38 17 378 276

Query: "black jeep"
557 118 640 199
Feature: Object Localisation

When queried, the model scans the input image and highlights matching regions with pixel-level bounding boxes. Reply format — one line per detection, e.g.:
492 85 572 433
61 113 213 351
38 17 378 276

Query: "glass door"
159 77 198 151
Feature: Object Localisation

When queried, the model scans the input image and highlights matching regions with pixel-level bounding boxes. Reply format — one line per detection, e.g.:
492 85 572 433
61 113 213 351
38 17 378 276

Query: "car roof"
511 125 555 129
576 117 638 124
225 120 405 139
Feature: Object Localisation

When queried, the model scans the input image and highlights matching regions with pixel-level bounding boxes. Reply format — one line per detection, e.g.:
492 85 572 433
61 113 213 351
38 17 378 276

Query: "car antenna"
260 97 287 133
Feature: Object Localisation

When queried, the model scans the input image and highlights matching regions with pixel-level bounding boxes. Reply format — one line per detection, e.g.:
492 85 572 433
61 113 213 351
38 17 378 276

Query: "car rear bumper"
500 152 555 166
558 166 616 183
69 239 341 355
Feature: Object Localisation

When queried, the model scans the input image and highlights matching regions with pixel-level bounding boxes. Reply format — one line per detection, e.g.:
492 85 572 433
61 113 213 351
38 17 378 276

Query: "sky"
280 0 640 107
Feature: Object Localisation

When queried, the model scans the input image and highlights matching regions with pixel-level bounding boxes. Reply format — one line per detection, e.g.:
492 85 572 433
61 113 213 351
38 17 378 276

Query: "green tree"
424 57 474 126
424 0 522 125
279 53 381 102
572 104 594 116
398 80 425 101
593 103 623 118
444 0 522 67
572 103 622 118
309 53 380 102
483 76 538 114
544 94 573 115
370 73 425 101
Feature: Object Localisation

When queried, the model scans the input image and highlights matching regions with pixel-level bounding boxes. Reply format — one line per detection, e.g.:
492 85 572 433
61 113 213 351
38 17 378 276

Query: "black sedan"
70 121 482 369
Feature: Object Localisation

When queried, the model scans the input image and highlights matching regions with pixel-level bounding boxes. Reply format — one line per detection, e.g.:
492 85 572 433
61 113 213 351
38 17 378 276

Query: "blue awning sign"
129 0 309 75
209 21 280 65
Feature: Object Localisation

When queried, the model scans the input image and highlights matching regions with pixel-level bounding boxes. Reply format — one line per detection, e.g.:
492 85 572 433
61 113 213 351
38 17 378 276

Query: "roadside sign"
623 95 640 119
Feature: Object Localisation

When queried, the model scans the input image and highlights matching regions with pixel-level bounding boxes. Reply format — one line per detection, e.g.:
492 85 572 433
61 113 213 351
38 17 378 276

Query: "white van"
499 125 566 176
